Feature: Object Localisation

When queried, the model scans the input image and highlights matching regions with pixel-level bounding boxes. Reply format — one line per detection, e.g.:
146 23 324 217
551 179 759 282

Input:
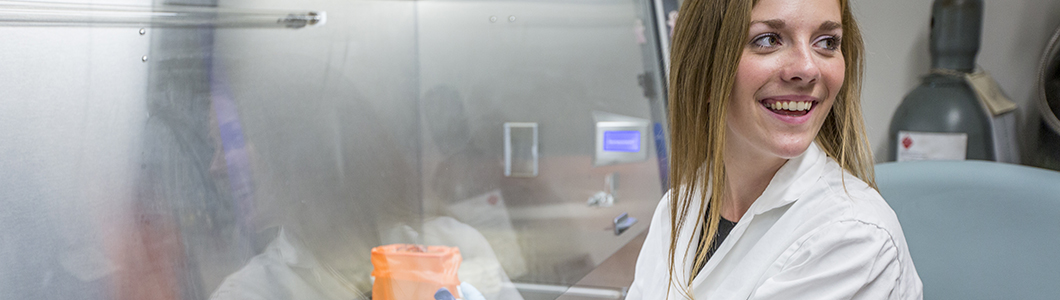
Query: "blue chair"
876 161 1060 299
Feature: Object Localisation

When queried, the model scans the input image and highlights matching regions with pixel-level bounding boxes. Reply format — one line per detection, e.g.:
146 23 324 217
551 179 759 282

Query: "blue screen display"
603 130 641 152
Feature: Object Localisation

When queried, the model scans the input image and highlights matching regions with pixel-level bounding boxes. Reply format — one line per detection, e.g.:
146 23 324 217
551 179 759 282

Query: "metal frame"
0 1 324 28
1038 25 1060 135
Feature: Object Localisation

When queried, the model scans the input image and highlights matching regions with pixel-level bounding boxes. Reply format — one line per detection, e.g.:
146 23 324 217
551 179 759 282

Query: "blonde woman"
628 0 923 299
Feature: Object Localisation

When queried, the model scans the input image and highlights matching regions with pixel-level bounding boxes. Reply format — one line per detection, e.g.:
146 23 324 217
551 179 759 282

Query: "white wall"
852 0 1060 162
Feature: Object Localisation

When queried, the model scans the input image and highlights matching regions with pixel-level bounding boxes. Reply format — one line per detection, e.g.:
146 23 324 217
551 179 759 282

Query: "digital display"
603 130 641 152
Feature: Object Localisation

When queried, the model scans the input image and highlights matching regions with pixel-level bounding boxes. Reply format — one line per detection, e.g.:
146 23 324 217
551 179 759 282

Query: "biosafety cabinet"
0 0 673 299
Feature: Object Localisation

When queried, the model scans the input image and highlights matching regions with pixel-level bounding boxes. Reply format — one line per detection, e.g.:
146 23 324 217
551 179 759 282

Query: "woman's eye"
814 36 840 51
750 34 781 48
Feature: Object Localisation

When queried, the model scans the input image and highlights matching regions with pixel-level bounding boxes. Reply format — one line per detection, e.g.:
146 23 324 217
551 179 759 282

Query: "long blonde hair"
665 0 873 298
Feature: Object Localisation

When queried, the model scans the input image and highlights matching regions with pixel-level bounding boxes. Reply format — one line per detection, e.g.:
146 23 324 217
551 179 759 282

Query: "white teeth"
767 101 812 112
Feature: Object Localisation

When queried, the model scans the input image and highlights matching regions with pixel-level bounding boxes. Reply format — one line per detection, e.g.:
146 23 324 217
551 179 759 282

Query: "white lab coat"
627 143 923 300
212 218 516 300
210 229 369 300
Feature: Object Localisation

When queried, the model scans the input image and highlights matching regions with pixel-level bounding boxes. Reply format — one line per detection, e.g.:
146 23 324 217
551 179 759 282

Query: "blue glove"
434 288 456 300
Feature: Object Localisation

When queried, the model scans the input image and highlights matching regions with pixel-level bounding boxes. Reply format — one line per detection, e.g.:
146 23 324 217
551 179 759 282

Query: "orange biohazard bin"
371 244 462 300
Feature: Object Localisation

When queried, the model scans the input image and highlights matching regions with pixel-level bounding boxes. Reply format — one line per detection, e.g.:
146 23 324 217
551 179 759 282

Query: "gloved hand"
459 282 486 300
434 288 456 300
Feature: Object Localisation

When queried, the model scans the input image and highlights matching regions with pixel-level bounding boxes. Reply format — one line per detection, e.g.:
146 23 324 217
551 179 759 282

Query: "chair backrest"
876 160 1060 300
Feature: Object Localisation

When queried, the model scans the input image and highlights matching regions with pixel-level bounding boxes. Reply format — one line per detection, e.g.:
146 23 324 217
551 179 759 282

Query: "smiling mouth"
761 100 816 117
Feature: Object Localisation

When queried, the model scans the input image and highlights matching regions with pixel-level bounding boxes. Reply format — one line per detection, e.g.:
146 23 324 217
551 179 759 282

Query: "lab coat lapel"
688 143 828 294
689 208 749 291
750 142 826 216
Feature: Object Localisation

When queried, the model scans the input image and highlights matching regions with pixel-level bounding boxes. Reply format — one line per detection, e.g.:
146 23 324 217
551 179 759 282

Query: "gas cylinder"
888 0 995 161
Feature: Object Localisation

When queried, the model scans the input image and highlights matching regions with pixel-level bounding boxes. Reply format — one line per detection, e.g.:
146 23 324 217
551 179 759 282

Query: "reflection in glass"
0 0 666 299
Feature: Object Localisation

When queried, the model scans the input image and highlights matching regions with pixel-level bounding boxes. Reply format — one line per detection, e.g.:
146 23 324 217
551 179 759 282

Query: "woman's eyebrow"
750 19 785 29
749 19 842 32
819 21 842 32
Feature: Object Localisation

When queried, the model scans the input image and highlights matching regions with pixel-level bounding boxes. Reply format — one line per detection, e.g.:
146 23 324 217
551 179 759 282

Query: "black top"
694 217 737 275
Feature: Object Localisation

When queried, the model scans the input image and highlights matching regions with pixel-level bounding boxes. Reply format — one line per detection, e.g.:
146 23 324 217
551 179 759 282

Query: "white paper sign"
896 131 968 161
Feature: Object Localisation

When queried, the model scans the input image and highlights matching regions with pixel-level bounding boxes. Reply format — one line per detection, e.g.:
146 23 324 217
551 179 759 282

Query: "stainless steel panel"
416 0 665 288
205 0 423 296
0 12 151 299
1 0 668 298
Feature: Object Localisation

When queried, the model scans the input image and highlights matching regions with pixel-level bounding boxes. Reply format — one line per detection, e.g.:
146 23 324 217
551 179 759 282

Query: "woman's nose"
780 46 821 85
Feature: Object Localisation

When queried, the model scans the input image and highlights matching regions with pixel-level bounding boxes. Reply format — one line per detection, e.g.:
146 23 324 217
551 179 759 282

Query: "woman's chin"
770 140 815 159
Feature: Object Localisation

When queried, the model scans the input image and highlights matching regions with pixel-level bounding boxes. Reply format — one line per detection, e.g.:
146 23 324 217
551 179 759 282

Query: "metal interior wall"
415 0 665 286
0 0 669 297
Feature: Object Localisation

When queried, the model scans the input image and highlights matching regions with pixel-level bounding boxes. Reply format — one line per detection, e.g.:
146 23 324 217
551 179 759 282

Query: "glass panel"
0 0 668 298
416 1 665 297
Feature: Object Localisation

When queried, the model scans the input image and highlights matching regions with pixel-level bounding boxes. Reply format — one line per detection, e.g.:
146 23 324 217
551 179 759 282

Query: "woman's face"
726 0 844 160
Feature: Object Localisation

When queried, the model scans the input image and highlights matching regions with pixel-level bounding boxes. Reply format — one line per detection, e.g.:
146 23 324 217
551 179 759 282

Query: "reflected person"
210 80 418 300
422 85 593 285
421 86 525 299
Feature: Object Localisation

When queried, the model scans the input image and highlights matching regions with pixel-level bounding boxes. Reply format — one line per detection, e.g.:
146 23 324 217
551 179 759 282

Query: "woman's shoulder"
778 168 923 299
804 157 906 239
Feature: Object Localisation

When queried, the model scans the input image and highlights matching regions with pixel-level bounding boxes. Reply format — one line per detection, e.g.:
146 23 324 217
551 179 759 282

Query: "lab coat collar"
271 228 318 269
747 142 826 216
267 228 367 299
688 142 827 290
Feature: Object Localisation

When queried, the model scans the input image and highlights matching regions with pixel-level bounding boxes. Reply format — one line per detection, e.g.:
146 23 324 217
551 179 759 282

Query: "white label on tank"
896 131 968 161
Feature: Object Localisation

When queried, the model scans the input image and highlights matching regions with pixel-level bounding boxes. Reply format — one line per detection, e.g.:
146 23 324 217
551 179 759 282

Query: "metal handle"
613 212 637 236
512 283 624 299
0 1 325 28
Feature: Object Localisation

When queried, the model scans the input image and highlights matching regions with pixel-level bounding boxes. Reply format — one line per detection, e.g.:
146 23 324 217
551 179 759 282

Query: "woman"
628 0 923 299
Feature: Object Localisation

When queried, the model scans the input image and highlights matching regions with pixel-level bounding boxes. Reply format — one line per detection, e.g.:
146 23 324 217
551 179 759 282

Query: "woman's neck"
719 141 787 222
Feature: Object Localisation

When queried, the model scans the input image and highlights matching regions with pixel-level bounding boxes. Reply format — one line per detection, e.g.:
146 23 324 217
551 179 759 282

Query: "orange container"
371 244 462 300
